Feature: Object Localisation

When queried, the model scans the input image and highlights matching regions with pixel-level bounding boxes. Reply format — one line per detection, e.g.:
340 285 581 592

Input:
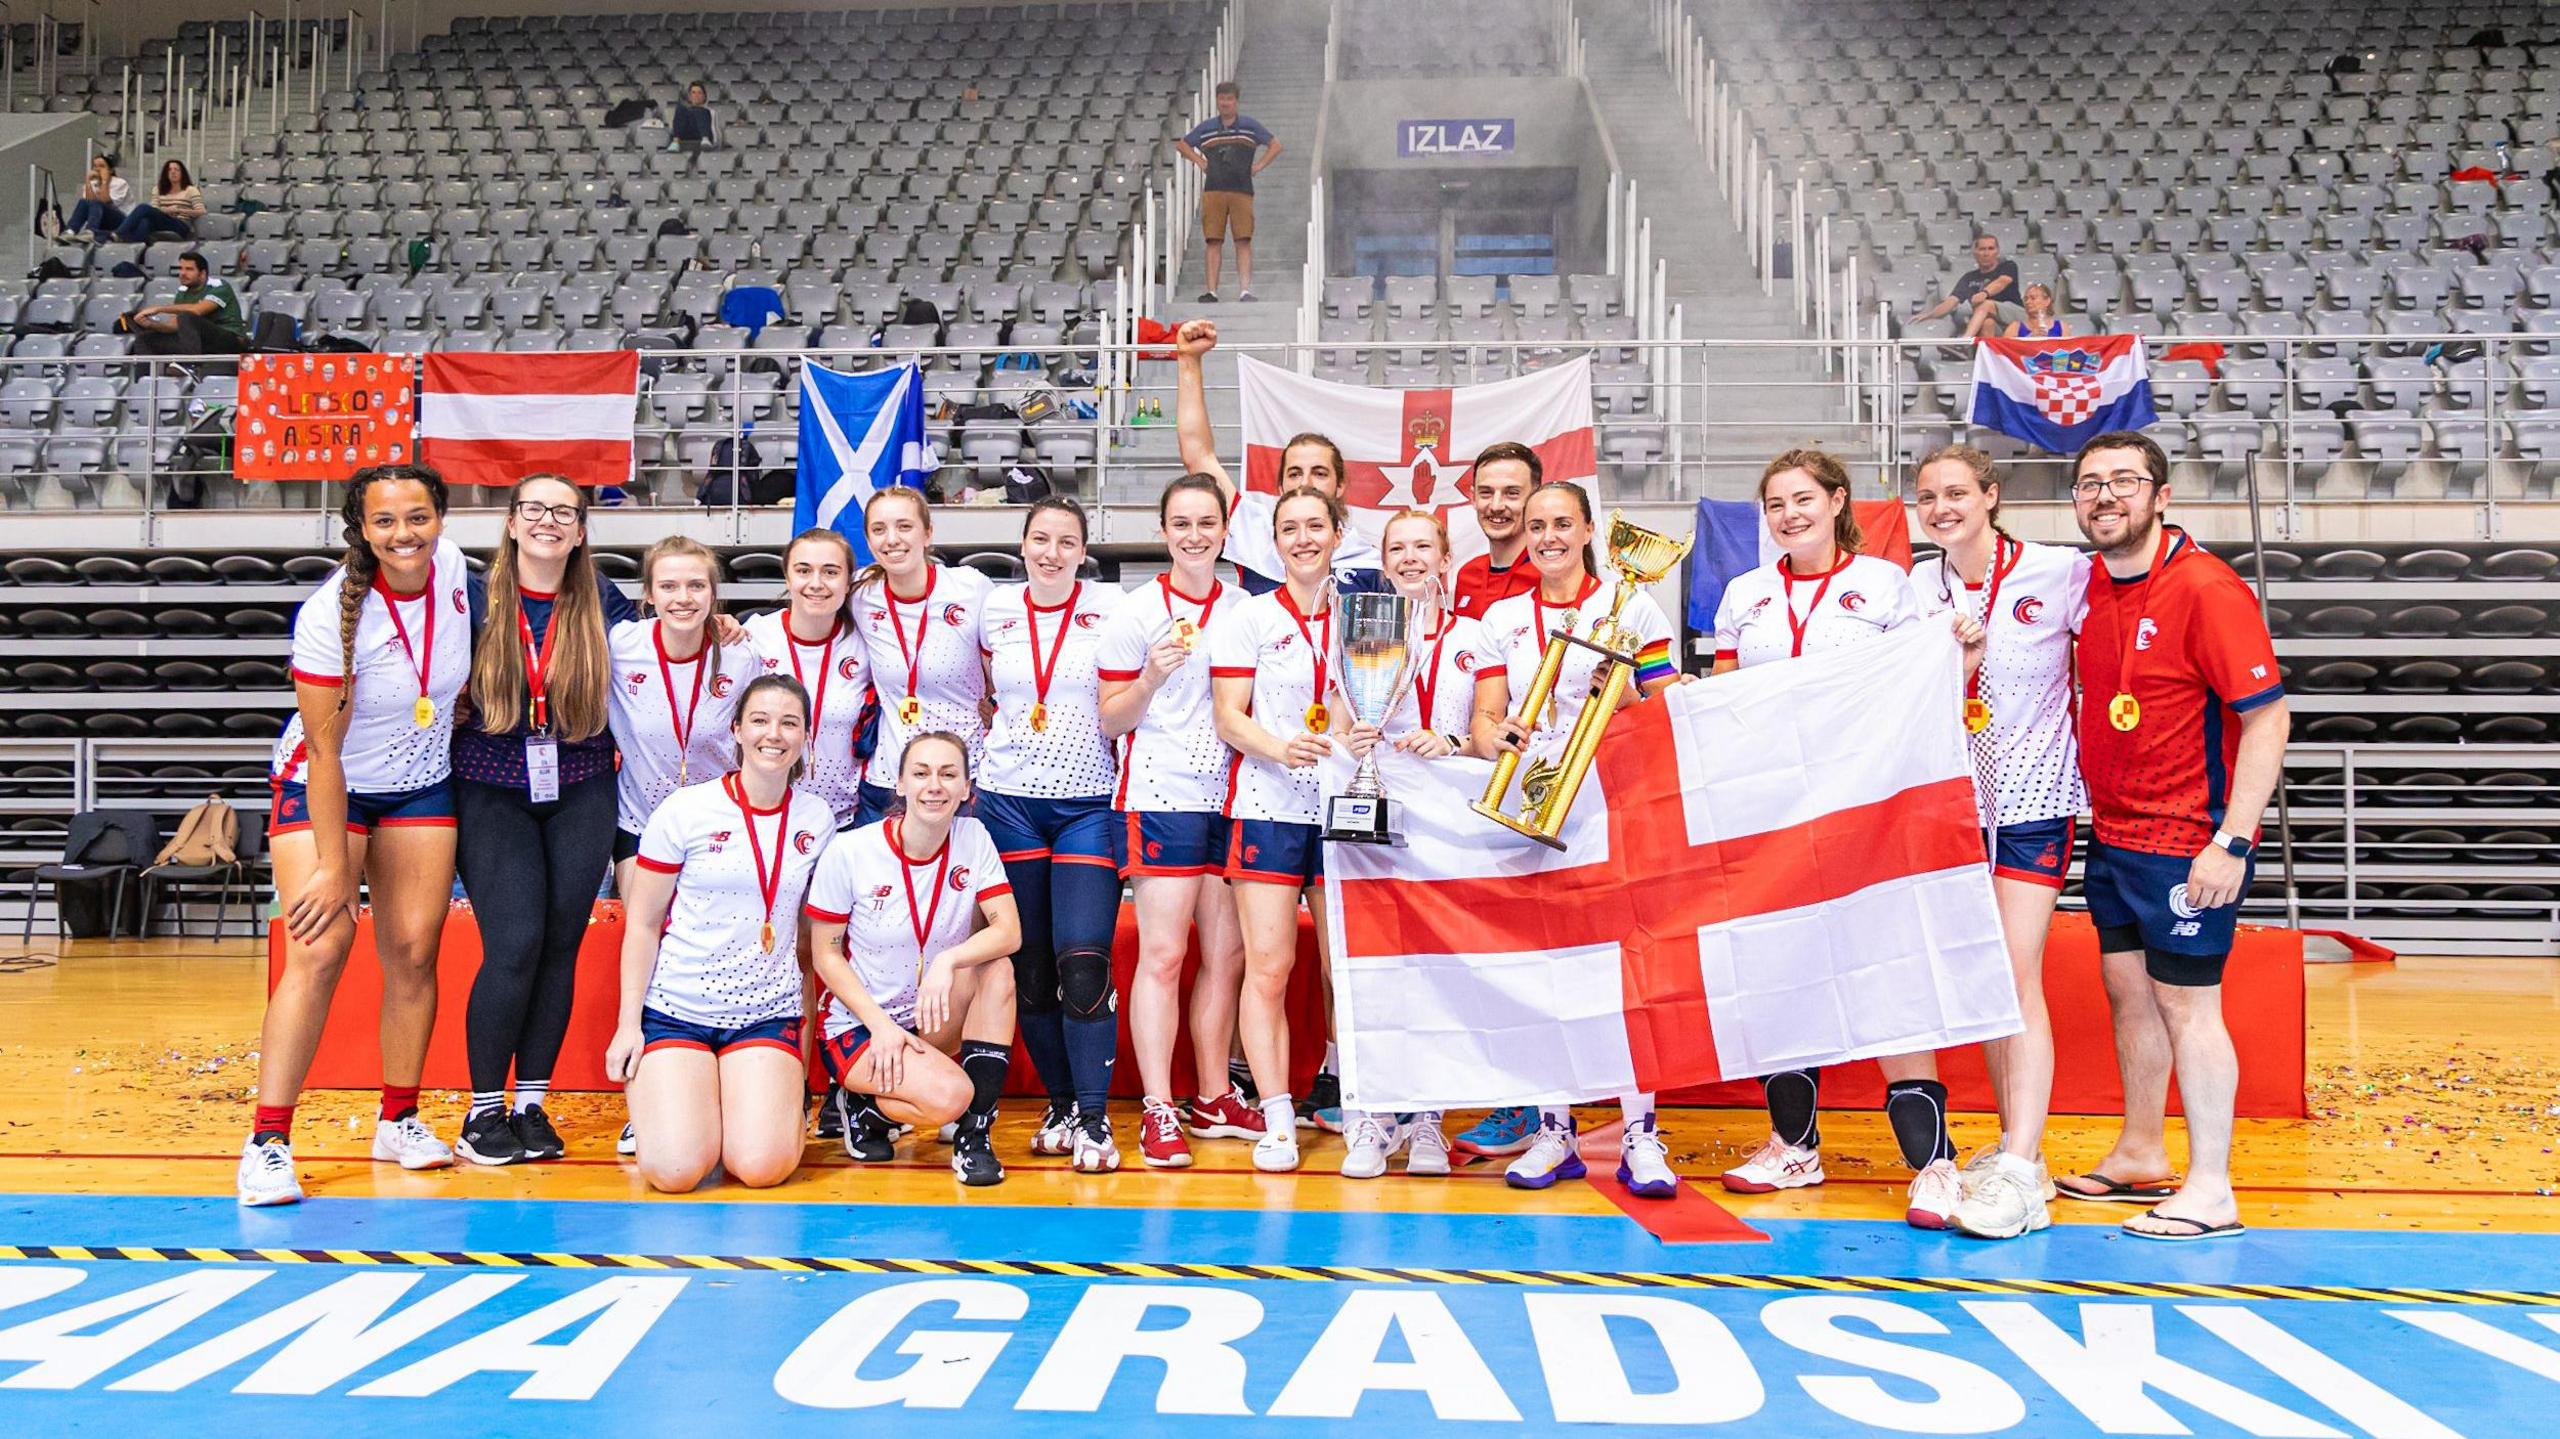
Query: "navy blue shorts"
1225 816 1323 888
640 1007 804 1059
978 789 1117 868
271 778 454 837
1988 815 2075 890
1113 809 1230 878
818 1021 873 1082
2083 839 2253 987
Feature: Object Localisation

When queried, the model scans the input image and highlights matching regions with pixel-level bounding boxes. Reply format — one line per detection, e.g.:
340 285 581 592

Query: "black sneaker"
842 1095 897 1164
512 1104 566 1161
457 1107 528 1166
1229 1058 1258 1105
1295 1070 1341 1131
814 1084 846 1140
952 1109 1005 1187
1197 290 1218 303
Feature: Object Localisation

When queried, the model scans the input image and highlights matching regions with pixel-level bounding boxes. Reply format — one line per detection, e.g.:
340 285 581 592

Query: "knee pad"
1012 948 1061 1014
1058 947 1116 1020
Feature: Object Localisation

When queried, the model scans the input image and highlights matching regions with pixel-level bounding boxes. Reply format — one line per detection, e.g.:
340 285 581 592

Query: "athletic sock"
513 1080 550 1112
959 1040 1010 1119
379 1084 420 1123
1884 1079 1958 1169
252 1104 295 1144
1259 1094 1294 1137
1321 1040 1339 1075
1228 1057 1253 1094
1763 1069 1821 1150
467 1089 508 1122
1062 1013 1117 1119
1016 1009 1072 1107
1619 1092 1656 1129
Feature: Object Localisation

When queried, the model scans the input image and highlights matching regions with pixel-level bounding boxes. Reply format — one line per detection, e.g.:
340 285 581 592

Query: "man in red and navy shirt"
2059 430 2289 1244
1450 441 1542 620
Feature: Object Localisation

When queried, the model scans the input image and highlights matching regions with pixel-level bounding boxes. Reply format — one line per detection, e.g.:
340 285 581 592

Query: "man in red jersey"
1450 440 1540 620
2055 430 2289 1244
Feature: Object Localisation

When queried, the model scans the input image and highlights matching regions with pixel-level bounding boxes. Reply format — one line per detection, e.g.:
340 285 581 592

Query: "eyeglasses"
512 500 585 525
2069 473 2159 500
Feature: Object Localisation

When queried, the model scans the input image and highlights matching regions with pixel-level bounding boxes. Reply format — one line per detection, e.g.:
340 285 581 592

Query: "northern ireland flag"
419 351 640 488
1236 353 1595 566
1967 333 2156 454
1323 623 2019 1110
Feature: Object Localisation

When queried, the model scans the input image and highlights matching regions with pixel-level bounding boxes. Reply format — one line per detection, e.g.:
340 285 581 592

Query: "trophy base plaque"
1324 794 1404 846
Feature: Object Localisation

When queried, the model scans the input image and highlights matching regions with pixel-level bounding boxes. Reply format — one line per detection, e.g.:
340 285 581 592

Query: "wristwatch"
2210 830 2254 859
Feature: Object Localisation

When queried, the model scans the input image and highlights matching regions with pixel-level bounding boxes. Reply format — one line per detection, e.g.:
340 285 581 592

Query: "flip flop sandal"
2054 1171 2179 1202
2122 1214 2248 1243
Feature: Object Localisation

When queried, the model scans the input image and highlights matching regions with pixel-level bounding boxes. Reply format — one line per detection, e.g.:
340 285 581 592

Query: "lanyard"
1412 613 1456 730
655 621 709 781
725 773 791 953
377 575 435 723
516 601 559 732
2112 529 2189 709
785 613 843 734
1781 552 1851 658
1532 573 1602 643
1280 583 1333 716
884 566 938 707
889 816 952 962
1954 535 2018 704
1022 582 1080 732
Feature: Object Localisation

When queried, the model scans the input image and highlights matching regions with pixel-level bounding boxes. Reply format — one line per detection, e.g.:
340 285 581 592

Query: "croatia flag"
419 351 640 488
1323 624 2019 1110
1236 353 1596 565
1967 333 2157 454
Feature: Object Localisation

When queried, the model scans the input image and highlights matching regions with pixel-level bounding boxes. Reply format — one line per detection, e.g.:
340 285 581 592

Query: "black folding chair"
15 809 155 942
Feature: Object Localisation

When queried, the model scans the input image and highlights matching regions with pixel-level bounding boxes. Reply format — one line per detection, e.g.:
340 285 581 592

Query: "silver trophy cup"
1324 587 1434 844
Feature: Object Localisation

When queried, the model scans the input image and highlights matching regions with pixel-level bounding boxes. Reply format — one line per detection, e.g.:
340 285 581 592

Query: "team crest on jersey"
1454 649 1479 674
710 673 734 698
1074 611 1100 629
451 588 465 613
837 653 861 680
941 603 968 627
2135 618 2159 651
1838 591 1867 613
948 866 971 891
2013 595 2044 625
793 831 816 855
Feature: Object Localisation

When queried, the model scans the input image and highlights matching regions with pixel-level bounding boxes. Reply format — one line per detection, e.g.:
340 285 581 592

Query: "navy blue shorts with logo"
819 1021 874 1081
1225 817 1323 888
639 1007 804 1059
1987 815 2075 890
1113 809 1231 878
2083 838 2254 987
270 778 454 837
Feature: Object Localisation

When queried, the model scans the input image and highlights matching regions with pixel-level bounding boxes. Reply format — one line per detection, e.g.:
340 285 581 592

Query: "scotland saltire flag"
1967 333 2157 453
796 361 938 558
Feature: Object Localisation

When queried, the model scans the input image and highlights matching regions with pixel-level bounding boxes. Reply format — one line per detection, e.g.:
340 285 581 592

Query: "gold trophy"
1472 512 1693 850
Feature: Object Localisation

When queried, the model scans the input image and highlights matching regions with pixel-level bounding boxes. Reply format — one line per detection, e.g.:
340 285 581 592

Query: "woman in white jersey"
742 529 872 830
1208 486 1352 1172
240 463 468 1208
806 732 1022 1188
851 487 993 825
1709 448 1968 1231
609 538 761 891
606 674 834 1193
1474 481 1685 1200
1911 446 2089 1241
1329 508 1507 1180
1097 475 1258 1170
976 498 1126 1171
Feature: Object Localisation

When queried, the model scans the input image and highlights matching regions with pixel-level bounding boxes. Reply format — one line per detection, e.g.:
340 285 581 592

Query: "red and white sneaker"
1029 1102 1079 1157
1905 1157 1962 1230
1719 1133 1825 1193
1138 1098 1194 1169
1184 1089 1266 1141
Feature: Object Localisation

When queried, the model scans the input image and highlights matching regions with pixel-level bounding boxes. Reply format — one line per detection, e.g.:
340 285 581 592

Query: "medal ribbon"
655 621 709 771
1281 584 1333 720
1782 552 1851 658
1160 572 1220 633
376 574 435 712
1412 612 1456 732
890 817 952 966
1961 535 2017 708
884 566 938 712
1024 582 1081 727
2112 528 2189 718
785 614 842 737
726 773 790 951
1532 573 1602 645
516 602 559 732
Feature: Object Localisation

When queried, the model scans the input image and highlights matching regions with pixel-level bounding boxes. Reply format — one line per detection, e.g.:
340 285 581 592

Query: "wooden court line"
3 1244 2556 1307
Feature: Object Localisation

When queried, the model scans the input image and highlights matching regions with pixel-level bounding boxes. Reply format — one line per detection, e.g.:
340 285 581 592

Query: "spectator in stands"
2012 283 2066 339
115 160 204 243
670 82 717 152
1912 233 2023 341
66 153 129 242
125 250 250 357
1176 82 1280 303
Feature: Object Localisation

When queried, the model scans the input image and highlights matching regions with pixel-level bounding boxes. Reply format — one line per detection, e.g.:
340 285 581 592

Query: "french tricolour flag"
1322 624 2020 1110
419 351 640 488
1967 333 2157 454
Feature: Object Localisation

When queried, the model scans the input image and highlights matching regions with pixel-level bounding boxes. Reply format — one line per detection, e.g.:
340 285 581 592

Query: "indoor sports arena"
2 0 2556 1433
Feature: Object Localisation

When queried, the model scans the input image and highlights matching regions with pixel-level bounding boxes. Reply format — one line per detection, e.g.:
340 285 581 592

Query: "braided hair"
332 463 450 713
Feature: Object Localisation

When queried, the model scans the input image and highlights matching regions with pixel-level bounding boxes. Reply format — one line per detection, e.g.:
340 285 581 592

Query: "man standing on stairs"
1177 82 1281 303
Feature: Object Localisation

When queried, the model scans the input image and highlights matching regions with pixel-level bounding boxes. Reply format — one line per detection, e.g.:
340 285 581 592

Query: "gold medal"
1029 702 1049 733
2108 692 2141 732
898 695 922 726
1304 702 1330 734
412 696 435 728
677 756 689 785
1963 696 1992 734
1172 617 1198 648
760 921 776 954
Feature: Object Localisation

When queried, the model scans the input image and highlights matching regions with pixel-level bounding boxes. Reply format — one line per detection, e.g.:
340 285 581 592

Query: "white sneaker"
370 1114 455 1171
1070 1116 1121 1174
1719 1133 1825 1193
1030 1103 1079 1157
1960 1140 2004 1190
1401 1112 1452 1176
1252 1128 1301 1172
1906 1156 1963 1230
237 1137 303 1207
617 1121 638 1156
1340 1112 1395 1180
1953 1153 2052 1239
1617 1118 1678 1198
1504 1114 1586 1190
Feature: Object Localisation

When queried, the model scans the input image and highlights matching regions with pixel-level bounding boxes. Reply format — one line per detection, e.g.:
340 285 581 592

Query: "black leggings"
455 772 618 1097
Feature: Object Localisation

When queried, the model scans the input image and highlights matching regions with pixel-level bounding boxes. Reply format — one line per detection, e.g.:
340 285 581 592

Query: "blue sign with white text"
1397 119 1514 157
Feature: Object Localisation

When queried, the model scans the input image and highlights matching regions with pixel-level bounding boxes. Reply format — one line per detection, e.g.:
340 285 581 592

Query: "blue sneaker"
1453 1105 1538 1156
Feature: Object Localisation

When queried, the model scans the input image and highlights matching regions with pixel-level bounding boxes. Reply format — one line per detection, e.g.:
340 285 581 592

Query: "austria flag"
1967 333 2157 454
419 351 640 488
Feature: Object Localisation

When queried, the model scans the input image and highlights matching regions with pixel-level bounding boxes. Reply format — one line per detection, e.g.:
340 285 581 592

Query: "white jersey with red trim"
741 610 872 827
606 618 762 835
1093 574 1245 813
273 536 472 794
1388 613 1497 738
1914 538 2091 827
1222 486 1383 590
1481 582 1675 744
1206 588 1342 824
978 580 1122 799
851 565 992 789
633 778 836 1028
1714 553 1918 669
805 816 1011 1035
